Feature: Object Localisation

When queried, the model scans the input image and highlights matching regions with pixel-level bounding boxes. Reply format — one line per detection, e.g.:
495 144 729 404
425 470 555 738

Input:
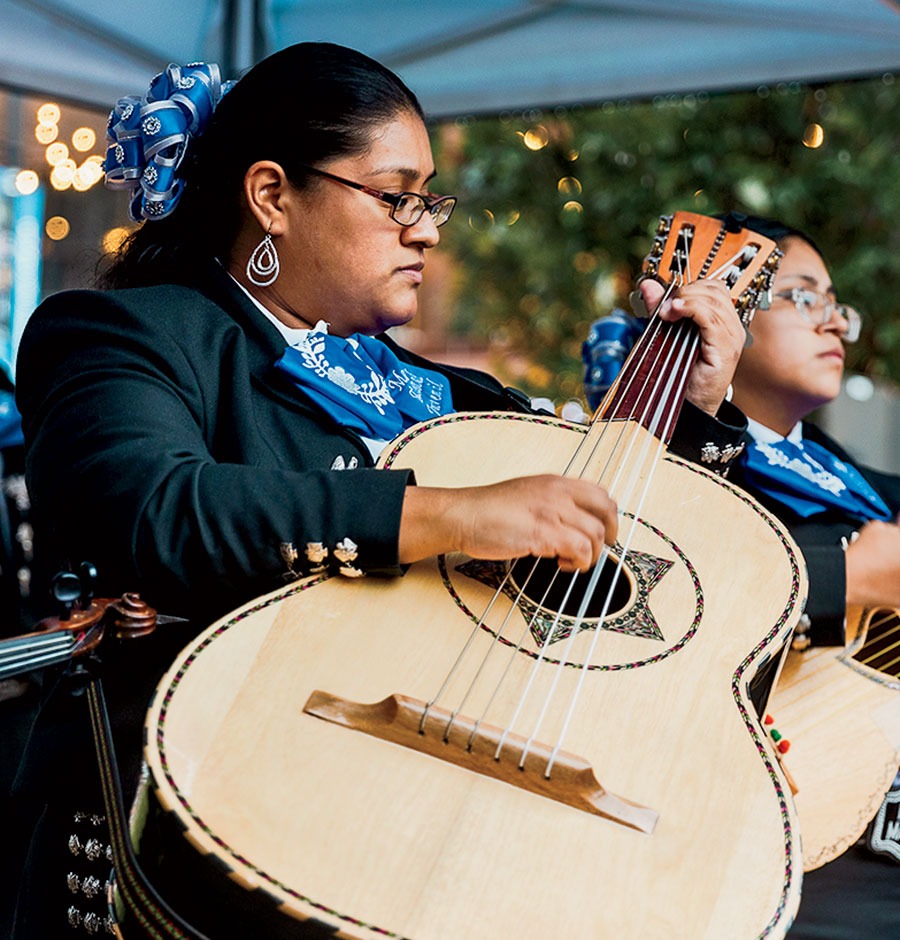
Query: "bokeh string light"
20 101 110 242
456 75 899 251
29 102 106 196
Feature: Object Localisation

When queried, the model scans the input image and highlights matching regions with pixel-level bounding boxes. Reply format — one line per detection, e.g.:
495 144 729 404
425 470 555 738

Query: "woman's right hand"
398 476 618 572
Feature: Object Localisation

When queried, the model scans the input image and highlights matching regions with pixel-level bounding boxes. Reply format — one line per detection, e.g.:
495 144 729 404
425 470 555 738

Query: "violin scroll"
108 592 159 640
0 566 165 682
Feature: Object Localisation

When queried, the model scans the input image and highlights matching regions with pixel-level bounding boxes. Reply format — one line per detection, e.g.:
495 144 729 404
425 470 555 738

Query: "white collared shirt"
745 417 804 447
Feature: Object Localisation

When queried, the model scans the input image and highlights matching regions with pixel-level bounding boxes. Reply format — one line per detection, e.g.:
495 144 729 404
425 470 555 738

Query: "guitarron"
769 604 900 870
141 212 807 939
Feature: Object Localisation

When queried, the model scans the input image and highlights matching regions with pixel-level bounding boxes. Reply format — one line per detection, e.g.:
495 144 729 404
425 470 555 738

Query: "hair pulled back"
98 42 424 289
717 211 823 258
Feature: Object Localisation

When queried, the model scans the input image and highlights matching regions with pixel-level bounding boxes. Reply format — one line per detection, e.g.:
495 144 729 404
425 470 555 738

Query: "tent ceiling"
2 0 900 118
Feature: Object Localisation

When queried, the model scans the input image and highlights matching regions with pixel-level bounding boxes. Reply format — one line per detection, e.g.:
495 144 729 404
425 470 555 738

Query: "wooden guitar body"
145 413 807 939
769 606 900 870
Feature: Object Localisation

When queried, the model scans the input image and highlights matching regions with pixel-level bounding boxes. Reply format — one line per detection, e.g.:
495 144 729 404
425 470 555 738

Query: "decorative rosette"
104 62 234 221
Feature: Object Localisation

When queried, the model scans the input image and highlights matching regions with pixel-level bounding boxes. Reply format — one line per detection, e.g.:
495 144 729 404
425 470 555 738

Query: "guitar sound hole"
509 555 631 620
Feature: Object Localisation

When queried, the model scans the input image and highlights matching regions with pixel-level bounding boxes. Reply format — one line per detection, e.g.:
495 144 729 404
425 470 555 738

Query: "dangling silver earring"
246 227 280 287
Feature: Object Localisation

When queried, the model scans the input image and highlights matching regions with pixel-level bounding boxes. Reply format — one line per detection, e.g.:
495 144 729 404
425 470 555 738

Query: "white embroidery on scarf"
296 331 396 414
755 441 847 497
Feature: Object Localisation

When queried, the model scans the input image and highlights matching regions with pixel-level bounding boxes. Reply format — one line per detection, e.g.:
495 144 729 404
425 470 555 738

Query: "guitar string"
424 294 677 736
446 305 682 749
1 619 107 675
511 325 697 770
537 329 698 772
495 313 696 765
425 221 749 774
856 611 900 676
443 284 684 741
514 245 701 769
430 223 702 753
854 609 897 655
707 244 762 282
0 631 77 679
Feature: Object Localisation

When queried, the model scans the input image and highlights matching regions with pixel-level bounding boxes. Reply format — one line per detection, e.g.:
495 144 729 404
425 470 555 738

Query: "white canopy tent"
1 0 900 118
1 0 899 462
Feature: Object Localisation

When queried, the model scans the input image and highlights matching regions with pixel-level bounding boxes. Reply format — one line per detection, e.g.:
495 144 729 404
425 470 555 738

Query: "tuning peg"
51 570 82 621
78 561 98 605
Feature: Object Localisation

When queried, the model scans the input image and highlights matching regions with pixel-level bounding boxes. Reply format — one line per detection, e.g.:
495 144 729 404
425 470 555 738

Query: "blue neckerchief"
741 436 892 522
275 322 454 440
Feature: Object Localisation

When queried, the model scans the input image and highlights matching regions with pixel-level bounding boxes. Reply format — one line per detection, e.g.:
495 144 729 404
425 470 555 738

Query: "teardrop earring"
246 227 280 287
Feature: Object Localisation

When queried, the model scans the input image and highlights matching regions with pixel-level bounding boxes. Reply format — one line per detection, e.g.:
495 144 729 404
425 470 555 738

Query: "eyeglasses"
299 164 457 227
771 288 862 343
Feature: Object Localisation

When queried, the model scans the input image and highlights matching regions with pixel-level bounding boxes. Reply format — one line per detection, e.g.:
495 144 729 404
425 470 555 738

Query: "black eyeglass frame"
299 163 457 227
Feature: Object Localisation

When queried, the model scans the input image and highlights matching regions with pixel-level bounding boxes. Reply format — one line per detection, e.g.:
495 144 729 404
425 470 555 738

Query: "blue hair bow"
104 62 234 222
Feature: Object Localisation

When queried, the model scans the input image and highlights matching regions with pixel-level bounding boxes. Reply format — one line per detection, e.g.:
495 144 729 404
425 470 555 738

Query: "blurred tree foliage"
433 76 900 405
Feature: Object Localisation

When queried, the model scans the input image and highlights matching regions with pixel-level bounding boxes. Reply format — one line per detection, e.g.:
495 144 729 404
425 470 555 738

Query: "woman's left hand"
639 278 745 416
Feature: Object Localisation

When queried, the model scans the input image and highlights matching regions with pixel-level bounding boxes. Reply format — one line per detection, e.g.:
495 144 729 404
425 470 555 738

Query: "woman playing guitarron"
14 43 766 939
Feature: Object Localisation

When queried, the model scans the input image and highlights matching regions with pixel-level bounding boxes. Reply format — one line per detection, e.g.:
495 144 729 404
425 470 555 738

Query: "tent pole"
223 0 265 76
252 0 268 65
222 0 238 79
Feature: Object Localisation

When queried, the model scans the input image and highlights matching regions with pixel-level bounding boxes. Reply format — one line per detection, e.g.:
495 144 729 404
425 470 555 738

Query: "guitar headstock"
641 211 782 326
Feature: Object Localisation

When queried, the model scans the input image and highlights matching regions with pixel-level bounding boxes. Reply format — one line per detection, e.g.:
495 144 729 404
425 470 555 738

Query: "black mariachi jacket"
16 263 746 629
728 421 900 646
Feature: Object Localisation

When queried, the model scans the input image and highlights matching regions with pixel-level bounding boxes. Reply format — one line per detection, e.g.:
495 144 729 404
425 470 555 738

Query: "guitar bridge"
303 689 658 834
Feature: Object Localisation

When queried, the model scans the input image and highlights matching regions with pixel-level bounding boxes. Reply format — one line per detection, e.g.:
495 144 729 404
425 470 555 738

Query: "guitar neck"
593 211 781 443
598 316 699 445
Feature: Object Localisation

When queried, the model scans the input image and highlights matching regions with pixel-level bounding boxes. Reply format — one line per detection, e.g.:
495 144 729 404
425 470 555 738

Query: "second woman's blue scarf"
741 436 892 522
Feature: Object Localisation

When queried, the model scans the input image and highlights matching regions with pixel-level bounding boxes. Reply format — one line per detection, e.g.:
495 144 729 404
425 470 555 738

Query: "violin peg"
51 570 82 620
78 561 98 605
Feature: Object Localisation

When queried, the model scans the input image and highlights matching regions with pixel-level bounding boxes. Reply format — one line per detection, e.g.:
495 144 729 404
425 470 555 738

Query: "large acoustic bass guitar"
142 213 807 939
769 604 900 870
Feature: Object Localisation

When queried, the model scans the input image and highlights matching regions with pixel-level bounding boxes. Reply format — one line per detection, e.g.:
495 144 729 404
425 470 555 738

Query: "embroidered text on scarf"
275 321 455 440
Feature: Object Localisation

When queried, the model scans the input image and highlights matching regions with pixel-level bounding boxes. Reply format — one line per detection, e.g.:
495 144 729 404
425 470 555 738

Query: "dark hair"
716 211 823 258
98 42 424 289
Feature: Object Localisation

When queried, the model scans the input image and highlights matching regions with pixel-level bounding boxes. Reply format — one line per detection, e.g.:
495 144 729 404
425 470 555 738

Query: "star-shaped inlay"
456 545 673 646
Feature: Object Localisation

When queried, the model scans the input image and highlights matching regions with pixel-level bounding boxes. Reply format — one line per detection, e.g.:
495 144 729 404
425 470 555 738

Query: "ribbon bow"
104 63 233 221
582 309 645 411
